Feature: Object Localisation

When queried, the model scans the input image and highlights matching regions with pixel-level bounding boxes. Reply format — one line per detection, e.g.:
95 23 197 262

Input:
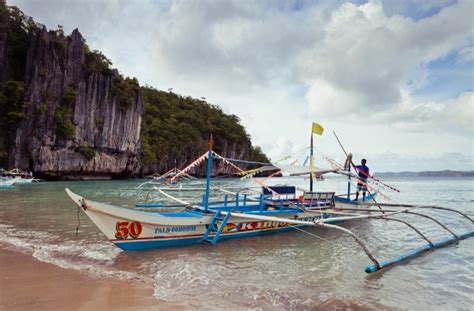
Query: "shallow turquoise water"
0 176 473 310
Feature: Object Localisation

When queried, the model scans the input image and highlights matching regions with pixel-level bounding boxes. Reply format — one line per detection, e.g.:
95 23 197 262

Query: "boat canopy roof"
252 164 336 177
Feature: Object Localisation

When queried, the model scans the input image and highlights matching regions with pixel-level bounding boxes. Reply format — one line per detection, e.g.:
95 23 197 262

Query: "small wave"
0 224 149 284
79 246 120 262
313 297 395 310
32 248 145 282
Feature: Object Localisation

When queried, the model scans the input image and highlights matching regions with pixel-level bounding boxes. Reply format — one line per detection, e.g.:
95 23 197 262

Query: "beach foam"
0 224 149 283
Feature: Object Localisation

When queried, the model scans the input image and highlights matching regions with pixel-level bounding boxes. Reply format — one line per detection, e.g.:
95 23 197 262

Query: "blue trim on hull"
115 219 342 251
117 237 203 250
135 203 163 208
335 193 375 204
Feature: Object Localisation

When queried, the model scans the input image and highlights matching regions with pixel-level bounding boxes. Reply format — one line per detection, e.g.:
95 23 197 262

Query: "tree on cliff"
0 1 38 164
141 86 268 173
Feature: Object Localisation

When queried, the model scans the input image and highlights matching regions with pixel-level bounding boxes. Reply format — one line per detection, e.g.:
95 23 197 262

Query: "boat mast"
204 135 213 211
310 134 314 192
347 164 351 200
310 122 324 192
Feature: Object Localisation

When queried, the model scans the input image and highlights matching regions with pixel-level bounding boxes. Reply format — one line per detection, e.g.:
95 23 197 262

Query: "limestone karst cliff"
13 27 143 179
0 3 268 179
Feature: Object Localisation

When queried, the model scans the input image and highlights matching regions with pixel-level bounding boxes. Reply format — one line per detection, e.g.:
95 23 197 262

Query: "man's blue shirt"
357 165 369 179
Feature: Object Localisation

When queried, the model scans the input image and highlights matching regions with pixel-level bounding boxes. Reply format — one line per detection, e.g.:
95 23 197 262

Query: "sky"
8 0 474 172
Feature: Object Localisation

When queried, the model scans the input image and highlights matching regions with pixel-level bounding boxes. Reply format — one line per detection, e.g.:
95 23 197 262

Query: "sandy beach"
0 246 159 311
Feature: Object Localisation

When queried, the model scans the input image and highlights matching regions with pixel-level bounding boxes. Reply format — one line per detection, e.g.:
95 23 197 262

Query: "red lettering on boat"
115 221 129 239
115 221 143 239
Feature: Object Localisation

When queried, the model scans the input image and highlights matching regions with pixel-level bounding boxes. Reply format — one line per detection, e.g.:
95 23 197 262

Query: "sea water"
0 176 473 310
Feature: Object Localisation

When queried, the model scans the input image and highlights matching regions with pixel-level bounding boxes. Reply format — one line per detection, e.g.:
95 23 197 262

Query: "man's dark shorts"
357 180 367 191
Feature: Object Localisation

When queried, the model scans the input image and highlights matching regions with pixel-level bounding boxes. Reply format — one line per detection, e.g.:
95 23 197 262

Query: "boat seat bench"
302 191 335 208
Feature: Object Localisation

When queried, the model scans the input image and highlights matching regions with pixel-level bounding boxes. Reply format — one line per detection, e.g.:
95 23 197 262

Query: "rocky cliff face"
7 28 143 179
0 31 7 81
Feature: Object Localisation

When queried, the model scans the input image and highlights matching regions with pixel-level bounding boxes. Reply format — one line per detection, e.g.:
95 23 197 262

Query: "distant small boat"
1 168 40 184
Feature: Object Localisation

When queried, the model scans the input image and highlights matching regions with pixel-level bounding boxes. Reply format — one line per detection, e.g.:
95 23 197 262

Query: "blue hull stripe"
115 221 339 251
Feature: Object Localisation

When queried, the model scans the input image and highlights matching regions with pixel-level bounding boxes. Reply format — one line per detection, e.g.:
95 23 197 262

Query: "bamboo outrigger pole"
310 134 314 191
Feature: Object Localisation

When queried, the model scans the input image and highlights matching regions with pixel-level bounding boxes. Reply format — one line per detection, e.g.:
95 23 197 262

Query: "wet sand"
0 247 392 311
0 247 160 311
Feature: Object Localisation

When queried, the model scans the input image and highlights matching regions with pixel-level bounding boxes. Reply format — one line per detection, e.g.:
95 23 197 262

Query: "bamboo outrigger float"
65 125 474 273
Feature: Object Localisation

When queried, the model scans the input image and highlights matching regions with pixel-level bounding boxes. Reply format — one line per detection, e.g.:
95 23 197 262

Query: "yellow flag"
312 122 324 135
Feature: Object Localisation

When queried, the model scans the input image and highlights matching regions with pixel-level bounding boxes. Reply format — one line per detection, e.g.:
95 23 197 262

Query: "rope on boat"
75 201 81 236
214 157 271 166
170 152 209 182
212 150 285 197
290 226 331 242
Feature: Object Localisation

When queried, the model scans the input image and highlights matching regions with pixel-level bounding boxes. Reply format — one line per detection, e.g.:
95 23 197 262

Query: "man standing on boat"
355 159 369 201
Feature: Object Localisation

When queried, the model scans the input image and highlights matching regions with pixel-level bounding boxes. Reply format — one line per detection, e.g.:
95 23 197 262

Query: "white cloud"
301 0 473 117
456 46 474 64
380 0 459 18
7 0 474 171
374 91 474 134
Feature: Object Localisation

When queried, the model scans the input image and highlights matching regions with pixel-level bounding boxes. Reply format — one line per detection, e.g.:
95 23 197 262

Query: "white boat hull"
66 188 335 250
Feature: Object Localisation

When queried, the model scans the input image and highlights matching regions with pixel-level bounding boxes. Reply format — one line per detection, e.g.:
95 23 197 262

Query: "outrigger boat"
65 125 474 273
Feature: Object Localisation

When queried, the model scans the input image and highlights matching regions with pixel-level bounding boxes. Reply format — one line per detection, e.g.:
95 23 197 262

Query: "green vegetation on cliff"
84 46 114 75
53 107 75 139
0 81 26 163
141 87 268 168
112 77 139 110
0 2 35 165
0 3 39 80
77 145 96 160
